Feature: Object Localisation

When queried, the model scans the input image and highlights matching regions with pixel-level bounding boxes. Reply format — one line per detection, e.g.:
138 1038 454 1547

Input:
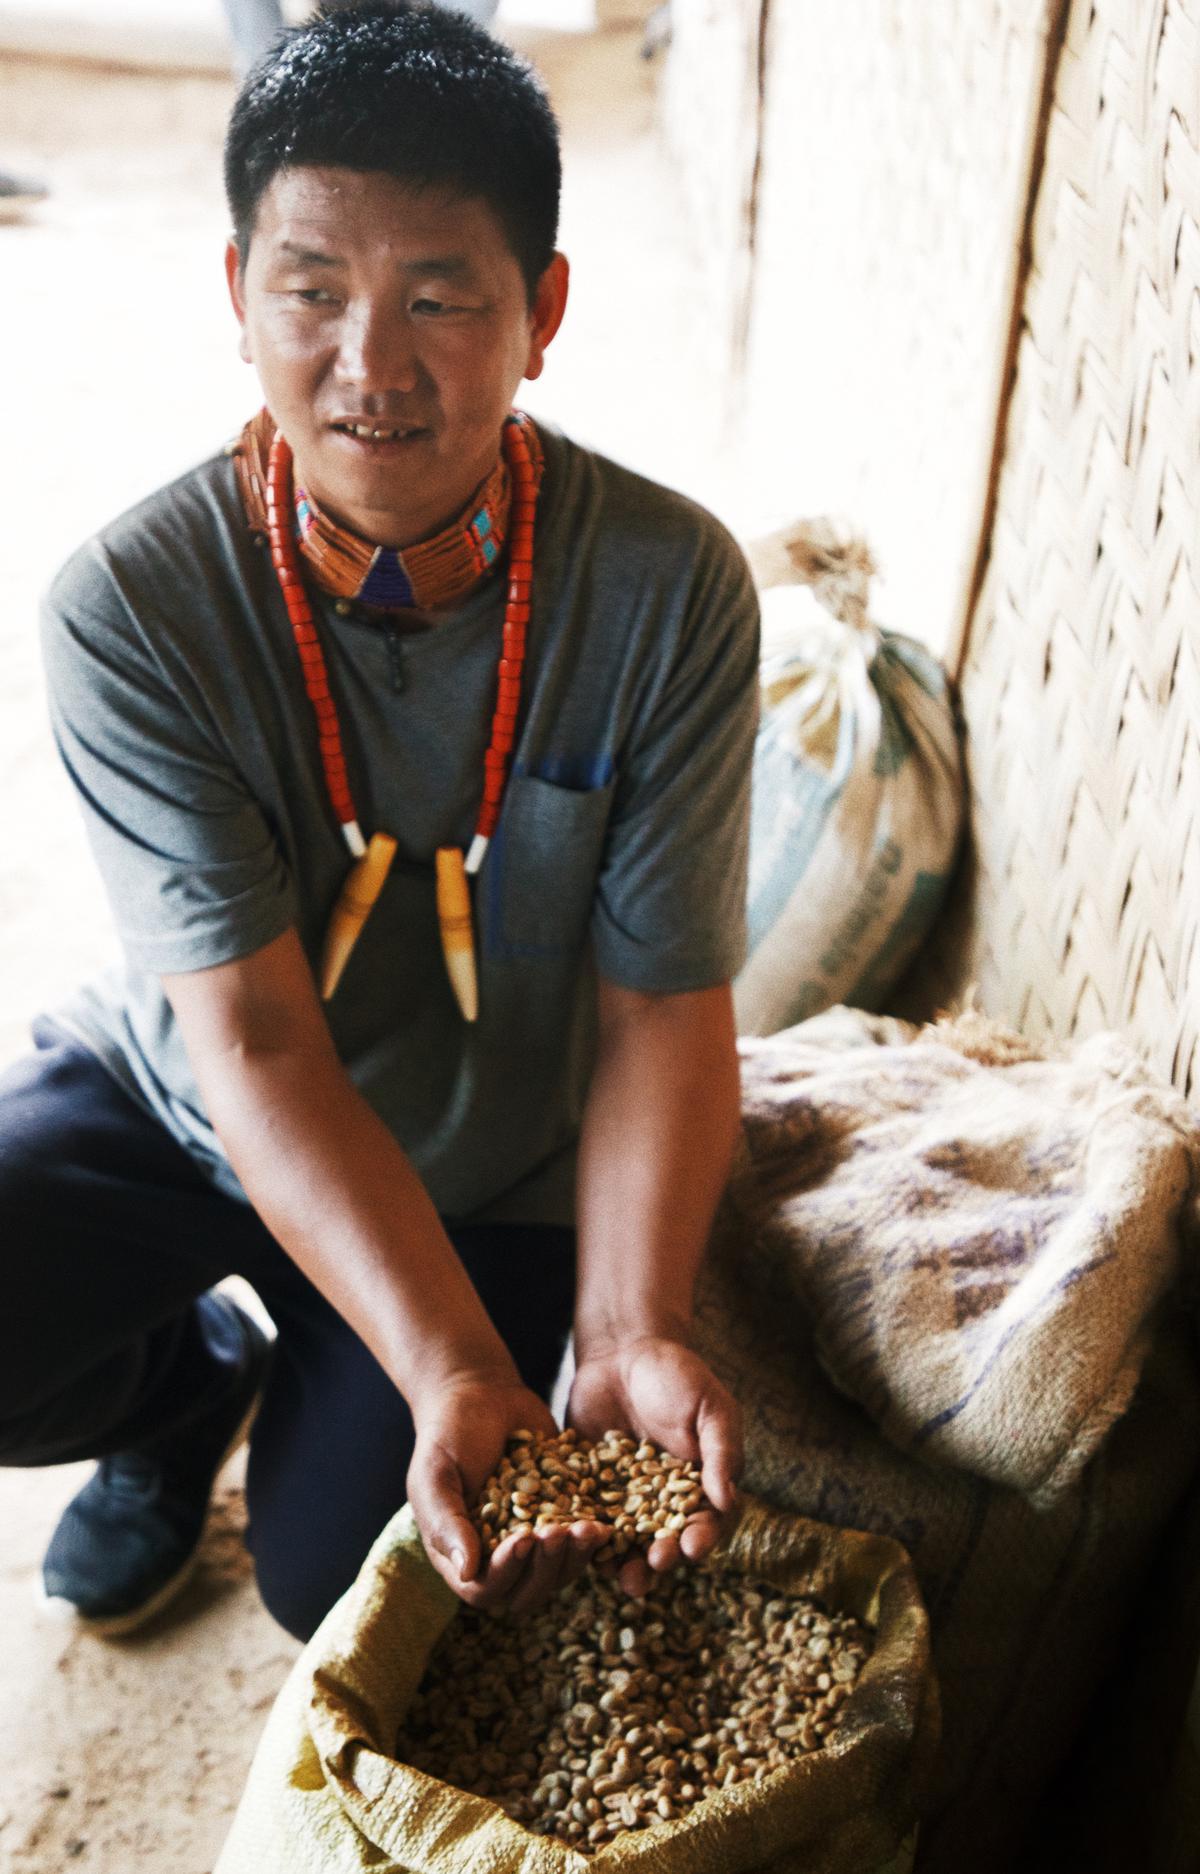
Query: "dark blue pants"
0 1023 575 1639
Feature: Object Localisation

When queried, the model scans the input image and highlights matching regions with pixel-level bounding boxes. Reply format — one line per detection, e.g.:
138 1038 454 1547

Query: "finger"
430 1539 514 1607
461 1536 534 1607
540 1524 579 1600
464 1530 535 1609
490 1527 538 1590
679 1510 722 1564
617 1552 655 1598
645 1531 681 1573
558 1520 609 1590
508 1524 571 1615
408 1452 479 1585
696 1393 743 1514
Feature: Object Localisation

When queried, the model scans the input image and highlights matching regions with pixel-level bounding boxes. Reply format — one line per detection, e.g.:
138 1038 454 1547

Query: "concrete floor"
0 21 737 1871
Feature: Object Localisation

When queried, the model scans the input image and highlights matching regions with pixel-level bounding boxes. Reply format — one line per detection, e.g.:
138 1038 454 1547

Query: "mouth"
329 420 431 454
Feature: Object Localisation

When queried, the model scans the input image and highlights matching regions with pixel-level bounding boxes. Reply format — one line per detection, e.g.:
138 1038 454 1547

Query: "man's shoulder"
46 445 251 623
539 424 752 584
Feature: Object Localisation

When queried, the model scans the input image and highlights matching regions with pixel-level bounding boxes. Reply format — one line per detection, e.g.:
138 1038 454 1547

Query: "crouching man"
1 0 758 1642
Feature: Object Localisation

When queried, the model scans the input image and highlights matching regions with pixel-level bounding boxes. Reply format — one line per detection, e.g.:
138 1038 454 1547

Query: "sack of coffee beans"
216 1489 937 1874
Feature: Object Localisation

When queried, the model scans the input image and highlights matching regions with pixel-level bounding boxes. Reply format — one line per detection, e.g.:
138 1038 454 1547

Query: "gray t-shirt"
41 425 759 1225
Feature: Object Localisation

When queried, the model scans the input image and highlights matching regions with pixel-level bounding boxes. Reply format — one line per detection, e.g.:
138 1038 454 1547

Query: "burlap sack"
216 1498 938 1874
693 1006 1200 1873
723 1003 1197 1504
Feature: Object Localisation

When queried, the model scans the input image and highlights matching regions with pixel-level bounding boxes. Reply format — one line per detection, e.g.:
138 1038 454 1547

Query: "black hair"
224 1 561 300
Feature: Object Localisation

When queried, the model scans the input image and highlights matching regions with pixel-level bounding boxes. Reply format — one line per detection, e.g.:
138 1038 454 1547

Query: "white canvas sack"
735 526 964 1036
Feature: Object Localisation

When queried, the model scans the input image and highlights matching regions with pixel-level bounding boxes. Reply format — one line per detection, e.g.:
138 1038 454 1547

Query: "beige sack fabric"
217 1499 937 1874
724 1005 1198 1505
693 1007 1200 1872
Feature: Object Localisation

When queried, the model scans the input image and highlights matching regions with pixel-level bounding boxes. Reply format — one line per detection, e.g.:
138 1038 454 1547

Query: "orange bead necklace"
265 411 540 1018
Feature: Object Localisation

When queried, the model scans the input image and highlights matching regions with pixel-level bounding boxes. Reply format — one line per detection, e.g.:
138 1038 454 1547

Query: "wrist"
402 1343 522 1415
573 1310 693 1367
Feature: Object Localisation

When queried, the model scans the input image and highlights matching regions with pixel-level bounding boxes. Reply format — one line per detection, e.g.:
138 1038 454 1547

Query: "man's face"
226 166 567 547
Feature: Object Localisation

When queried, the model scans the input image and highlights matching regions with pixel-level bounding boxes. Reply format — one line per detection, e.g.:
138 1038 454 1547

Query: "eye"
411 295 481 317
293 287 338 306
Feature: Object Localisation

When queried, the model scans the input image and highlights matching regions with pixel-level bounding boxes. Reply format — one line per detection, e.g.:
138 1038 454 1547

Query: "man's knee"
248 1468 406 1642
252 1539 353 1643
0 1038 110 1253
0 1101 118 1441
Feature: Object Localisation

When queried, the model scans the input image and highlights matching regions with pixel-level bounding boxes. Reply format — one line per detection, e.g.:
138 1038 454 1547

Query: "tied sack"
216 1498 938 1874
735 522 963 1037
693 1005 1200 1873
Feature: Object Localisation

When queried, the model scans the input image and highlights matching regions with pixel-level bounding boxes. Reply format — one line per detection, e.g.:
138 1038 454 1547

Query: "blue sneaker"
38 1293 271 1635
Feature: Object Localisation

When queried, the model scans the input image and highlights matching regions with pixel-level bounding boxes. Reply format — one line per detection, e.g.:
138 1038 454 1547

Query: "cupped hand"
406 1374 610 1613
566 1335 743 1596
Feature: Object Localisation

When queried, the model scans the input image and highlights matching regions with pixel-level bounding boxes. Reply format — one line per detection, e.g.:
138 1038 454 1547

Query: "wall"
659 0 761 435
944 0 1200 1092
662 0 1057 659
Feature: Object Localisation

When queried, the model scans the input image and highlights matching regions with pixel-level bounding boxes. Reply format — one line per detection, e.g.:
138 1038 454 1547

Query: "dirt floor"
0 19 733 1871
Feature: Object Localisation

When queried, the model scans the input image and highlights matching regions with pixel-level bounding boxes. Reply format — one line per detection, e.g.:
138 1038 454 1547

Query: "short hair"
224 1 561 300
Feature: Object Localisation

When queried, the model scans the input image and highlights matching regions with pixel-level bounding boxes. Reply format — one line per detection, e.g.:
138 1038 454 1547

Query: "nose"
335 297 421 403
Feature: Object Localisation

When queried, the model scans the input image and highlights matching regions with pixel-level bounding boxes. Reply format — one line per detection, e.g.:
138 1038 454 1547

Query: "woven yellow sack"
216 1497 937 1874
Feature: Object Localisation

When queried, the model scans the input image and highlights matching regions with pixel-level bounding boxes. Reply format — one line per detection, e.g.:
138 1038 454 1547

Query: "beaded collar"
262 410 542 1021
232 405 543 615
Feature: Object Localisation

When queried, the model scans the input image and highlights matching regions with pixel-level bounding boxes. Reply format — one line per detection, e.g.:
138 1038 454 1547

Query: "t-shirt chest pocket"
487 771 616 957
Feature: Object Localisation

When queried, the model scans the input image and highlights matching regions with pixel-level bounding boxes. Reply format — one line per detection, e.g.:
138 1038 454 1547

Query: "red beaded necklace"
265 411 540 1018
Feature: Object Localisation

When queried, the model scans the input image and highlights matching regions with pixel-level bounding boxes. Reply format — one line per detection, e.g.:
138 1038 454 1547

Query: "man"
2 0 758 1643
220 0 498 80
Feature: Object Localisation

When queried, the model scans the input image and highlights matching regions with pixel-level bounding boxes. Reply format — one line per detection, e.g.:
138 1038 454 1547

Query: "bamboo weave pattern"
738 0 1055 660
940 0 1200 1097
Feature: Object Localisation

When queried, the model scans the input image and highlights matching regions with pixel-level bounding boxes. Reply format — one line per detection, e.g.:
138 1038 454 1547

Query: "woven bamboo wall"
659 5 1057 655
658 0 761 425
737 0 1056 660
937 0 1200 1097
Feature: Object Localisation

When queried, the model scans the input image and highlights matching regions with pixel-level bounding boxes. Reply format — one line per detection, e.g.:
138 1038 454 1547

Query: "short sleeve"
591 530 760 993
41 548 298 975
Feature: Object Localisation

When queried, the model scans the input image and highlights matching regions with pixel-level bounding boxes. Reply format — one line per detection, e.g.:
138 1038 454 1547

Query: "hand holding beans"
408 1339 740 1612
470 1427 713 1566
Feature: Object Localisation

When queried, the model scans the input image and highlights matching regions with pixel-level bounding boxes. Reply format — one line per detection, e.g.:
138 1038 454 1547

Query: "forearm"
199 1041 517 1403
573 982 742 1359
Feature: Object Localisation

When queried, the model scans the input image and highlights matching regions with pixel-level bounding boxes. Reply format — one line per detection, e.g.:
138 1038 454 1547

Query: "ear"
224 238 253 365
522 252 570 383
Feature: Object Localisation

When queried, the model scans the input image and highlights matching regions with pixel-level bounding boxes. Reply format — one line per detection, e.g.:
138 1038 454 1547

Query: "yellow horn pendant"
436 846 478 1023
319 832 398 1001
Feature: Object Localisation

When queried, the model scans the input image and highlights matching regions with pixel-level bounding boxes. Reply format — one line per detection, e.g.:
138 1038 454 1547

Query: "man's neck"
232 408 542 615
295 465 495 554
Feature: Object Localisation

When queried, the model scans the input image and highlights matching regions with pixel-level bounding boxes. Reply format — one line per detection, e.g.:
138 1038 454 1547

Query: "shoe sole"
33 1382 264 1638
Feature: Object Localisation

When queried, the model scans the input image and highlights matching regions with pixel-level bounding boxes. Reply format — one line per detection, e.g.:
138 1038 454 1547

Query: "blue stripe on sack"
788 979 840 1022
846 868 948 1008
816 837 904 980
911 1247 1120 1448
877 631 949 703
745 688 860 949
873 684 916 777
745 752 839 947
